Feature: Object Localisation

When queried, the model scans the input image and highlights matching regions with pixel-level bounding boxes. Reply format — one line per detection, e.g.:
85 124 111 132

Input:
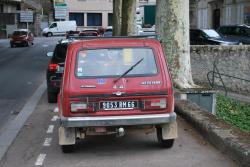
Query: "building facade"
195 0 250 29
65 0 156 29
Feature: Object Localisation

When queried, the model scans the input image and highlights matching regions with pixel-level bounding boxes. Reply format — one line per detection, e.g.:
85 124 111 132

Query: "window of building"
0 4 3 13
244 6 250 25
69 13 84 26
87 13 102 26
108 13 113 26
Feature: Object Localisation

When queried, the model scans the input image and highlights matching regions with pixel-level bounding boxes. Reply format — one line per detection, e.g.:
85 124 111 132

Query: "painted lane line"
46 125 54 134
51 115 59 122
35 154 46 166
53 107 59 113
43 138 52 147
42 44 49 47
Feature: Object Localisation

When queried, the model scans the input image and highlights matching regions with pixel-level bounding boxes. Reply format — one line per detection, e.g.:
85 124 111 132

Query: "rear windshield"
76 48 158 78
13 31 27 36
53 43 68 60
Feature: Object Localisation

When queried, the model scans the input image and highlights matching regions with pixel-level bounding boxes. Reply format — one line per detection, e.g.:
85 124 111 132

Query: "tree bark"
121 0 136 36
156 0 195 89
113 0 122 36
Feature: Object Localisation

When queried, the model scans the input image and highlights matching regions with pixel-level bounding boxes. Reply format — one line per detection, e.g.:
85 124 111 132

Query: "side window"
235 27 241 36
49 23 57 28
218 27 227 34
239 27 249 36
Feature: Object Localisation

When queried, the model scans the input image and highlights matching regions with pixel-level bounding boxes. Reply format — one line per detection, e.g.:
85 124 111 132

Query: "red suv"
58 37 177 153
10 29 34 47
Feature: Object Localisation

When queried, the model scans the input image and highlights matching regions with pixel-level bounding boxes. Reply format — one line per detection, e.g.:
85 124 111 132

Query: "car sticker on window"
97 78 106 85
123 49 133 65
77 68 83 73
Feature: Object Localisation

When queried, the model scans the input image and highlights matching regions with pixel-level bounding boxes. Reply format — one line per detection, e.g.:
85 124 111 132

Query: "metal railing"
207 60 250 95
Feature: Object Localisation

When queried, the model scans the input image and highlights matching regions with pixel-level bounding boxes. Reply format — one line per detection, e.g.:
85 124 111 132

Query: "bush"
216 94 250 132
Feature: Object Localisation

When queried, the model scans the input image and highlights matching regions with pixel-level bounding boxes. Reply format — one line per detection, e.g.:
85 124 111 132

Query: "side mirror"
47 52 53 57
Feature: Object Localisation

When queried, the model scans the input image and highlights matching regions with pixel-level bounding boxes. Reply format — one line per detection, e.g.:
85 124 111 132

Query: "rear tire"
10 44 14 48
61 145 75 153
47 92 57 103
156 127 174 148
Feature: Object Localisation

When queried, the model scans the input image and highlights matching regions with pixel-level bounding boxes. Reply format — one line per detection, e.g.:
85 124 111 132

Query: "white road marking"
46 125 54 134
35 154 46 166
43 138 52 146
51 115 59 121
42 44 49 47
53 107 59 113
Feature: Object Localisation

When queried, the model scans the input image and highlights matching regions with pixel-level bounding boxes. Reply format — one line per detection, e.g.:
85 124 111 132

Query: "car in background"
10 29 34 47
66 30 80 39
46 39 71 103
217 25 250 44
103 26 113 36
42 21 77 37
79 30 100 37
58 37 177 153
190 29 240 45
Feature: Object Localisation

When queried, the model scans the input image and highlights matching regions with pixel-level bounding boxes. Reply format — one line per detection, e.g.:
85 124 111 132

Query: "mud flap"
161 121 178 140
59 127 76 145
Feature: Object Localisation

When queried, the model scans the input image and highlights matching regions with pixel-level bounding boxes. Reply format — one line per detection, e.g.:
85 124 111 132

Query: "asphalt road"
0 93 237 167
0 37 61 132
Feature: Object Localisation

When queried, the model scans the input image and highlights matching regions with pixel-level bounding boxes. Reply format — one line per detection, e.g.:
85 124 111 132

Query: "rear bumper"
60 112 177 127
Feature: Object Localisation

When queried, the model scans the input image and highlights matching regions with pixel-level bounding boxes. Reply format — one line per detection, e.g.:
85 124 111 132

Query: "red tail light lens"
49 63 58 72
143 99 167 110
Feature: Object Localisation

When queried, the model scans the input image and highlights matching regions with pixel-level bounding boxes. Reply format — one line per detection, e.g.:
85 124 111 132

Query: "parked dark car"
46 39 71 103
10 29 34 47
190 29 240 45
217 25 250 44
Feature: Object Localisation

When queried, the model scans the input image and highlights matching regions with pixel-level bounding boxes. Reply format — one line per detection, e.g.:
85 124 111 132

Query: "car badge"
113 85 124 89
113 91 125 96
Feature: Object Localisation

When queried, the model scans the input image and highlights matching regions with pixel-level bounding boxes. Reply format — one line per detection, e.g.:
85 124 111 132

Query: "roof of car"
67 37 159 49
219 24 250 28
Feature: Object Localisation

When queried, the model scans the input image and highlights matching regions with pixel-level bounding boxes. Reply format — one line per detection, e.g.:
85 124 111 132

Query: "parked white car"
42 21 77 37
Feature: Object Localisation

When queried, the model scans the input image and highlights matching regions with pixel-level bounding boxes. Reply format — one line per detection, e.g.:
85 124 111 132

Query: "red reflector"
49 63 58 72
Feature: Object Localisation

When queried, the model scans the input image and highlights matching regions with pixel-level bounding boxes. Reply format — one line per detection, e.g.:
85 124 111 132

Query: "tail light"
143 98 167 110
71 102 94 113
48 62 58 72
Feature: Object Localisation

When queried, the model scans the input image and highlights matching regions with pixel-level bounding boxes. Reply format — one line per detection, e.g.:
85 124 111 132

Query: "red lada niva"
58 37 177 153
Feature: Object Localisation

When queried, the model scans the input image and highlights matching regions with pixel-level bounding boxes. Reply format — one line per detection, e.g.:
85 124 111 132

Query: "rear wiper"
113 58 144 84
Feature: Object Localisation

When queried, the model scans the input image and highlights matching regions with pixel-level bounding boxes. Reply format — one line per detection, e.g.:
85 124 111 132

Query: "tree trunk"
121 0 136 36
113 0 122 36
156 0 195 89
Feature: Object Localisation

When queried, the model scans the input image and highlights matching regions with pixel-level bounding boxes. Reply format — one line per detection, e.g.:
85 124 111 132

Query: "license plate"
15 41 21 43
100 101 138 110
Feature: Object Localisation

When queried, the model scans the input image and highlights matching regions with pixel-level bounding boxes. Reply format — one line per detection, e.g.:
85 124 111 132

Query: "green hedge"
216 94 250 132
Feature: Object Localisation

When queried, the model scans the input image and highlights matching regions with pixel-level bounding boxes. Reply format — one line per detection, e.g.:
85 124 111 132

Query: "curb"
175 100 250 167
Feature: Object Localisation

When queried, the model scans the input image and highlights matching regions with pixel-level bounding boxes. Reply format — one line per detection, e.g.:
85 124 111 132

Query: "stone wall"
190 45 250 94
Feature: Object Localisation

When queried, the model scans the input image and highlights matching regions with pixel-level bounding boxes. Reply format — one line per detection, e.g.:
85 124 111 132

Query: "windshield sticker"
123 49 133 65
141 81 161 85
97 78 106 85
77 67 83 73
